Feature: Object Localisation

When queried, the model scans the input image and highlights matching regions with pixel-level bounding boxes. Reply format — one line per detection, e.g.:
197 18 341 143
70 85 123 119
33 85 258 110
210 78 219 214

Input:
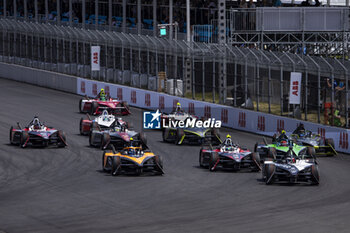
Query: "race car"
89 122 146 150
9 117 67 148
79 110 132 135
199 137 260 172
102 145 164 176
289 128 337 156
162 127 221 145
255 132 315 162
79 96 130 115
262 146 319 185
160 102 198 127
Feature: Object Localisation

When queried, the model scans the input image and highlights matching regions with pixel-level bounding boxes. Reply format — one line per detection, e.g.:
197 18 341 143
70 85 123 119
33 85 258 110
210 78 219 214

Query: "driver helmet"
33 117 41 129
225 134 233 146
281 140 288 147
281 130 286 135
102 110 109 121
127 148 135 156
100 88 105 95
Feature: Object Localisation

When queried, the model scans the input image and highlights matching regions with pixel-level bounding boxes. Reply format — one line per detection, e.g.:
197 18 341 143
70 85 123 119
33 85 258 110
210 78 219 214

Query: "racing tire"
9 126 14 145
209 152 219 172
91 101 99 115
311 164 320 185
57 130 67 148
211 128 221 145
79 118 85 135
251 152 261 172
102 151 107 172
122 101 130 115
139 132 147 147
111 156 121 176
265 163 275 185
20 131 29 148
101 133 111 150
91 122 99 132
175 128 185 145
199 149 205 168
325 138 335 157
79 99 84 113
162 128 170 142
267 147 277 160
126 121 134 130
307 147 316 158
254 142 259 152
89 132 96 147
154 155 164 175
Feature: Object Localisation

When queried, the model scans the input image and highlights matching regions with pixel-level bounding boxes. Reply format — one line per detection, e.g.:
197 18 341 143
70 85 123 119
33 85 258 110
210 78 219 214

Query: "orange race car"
102 145 164 176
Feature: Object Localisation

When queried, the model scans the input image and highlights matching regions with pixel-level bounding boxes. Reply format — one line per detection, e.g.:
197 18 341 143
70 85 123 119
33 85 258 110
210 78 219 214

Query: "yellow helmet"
281 130 286 134
130 137 133 141
101 88 105 94
226 134 231 138
177 102 181 106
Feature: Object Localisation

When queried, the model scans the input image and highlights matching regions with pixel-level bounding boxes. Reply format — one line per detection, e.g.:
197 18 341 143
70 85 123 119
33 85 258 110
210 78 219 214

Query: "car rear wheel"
311 164 320 185
251 152 261 172
57 130 67 148
175 128 184 145
267 147 277 160
101 133 110 150
79 99 83 113
111 156 121 176
154 155 164 175
162 128 169 142
199 149 204 167
20 131 29 148
265 163 275 185
102 151 107 172
91 101 98 115
126 121 134 130
209 152 219 172
79 118 85 135
9 126 14 144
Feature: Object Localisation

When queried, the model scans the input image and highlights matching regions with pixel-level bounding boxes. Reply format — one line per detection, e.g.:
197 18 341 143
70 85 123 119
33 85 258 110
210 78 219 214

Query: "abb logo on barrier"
188 103 195 115
204 106 211 119
172 99 179 111
238 112 246 128
257 116 265 131
221 109 228 124
81 81 86 93
159 96 165 110
117 88 123 100
92 84 97 96
131 90 137 104
277 119 284 132
292 81 299 97
93 52 98 65
104 86 110 96
145 93 151 107
339 132 349 149
318 128 325 138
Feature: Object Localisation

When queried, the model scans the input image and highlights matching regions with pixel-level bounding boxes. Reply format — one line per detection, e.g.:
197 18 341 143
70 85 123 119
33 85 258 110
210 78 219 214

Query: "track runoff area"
1 78 350 233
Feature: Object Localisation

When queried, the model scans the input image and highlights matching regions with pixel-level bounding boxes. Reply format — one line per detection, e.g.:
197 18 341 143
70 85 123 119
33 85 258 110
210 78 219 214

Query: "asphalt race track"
1 78 350 233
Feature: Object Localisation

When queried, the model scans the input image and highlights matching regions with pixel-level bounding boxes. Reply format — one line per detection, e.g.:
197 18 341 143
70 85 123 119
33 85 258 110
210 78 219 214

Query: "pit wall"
0 62 348 153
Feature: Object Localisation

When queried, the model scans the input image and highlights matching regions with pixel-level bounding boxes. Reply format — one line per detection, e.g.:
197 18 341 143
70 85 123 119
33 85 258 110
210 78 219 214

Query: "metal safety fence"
0 18 349 128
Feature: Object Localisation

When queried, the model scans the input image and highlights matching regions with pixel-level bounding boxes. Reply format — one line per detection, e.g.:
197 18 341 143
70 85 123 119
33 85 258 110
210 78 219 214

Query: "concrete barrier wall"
0 62 77 94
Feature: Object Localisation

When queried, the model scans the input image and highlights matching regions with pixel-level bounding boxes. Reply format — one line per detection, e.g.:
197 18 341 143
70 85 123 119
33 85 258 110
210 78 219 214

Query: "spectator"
327 78 345 110
249 0 256 8
273 0 282 7
329 108 342 127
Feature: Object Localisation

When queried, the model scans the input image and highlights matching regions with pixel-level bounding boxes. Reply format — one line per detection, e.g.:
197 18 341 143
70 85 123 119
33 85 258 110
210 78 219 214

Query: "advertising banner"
91 46 100 71
289 72 302 104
